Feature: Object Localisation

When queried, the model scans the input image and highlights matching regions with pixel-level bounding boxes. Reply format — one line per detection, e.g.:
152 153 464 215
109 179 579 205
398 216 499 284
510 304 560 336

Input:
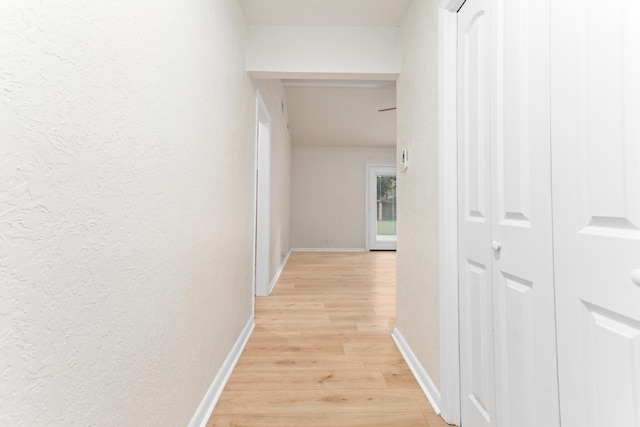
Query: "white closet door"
489 0 560 426
460 0 561 426
458 0 495 426
552 1 640 426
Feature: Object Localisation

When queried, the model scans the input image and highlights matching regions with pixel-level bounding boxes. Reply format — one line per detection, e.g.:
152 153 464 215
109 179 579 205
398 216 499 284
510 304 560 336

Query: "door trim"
255 92 272 297
438 0 463 424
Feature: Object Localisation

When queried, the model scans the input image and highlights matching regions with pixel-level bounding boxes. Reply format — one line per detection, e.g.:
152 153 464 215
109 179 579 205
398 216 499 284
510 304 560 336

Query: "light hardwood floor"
207 251 451 427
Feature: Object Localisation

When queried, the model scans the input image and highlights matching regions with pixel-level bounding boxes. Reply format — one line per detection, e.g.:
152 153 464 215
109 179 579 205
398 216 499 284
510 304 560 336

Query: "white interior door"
551 1 640 426
366 165 397 251
458 0 495 425
459 0 560 426
490 0 559 426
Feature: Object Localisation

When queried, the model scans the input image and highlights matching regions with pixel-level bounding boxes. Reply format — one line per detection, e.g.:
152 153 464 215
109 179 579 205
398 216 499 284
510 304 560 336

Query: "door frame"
365 164 397 251
438 0 465 425
254 92 272 297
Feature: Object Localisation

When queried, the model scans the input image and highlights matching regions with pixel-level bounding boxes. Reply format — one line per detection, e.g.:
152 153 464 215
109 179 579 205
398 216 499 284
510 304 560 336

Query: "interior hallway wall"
291 147 395 249
395 0 441 388
0 0 255 425
253 79 292 281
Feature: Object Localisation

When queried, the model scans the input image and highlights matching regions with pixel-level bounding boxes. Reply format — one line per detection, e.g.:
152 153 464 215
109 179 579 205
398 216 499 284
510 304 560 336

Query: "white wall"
253 79 292 282
0 1 255 425
291 147 395 249
395 0 441 388
247 26 400 80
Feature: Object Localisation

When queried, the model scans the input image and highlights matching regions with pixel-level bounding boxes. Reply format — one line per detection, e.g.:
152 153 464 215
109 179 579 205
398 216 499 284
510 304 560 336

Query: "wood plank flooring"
207 251 451 427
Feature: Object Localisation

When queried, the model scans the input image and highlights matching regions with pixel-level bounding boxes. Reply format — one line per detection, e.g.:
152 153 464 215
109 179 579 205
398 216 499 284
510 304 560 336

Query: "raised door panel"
552 1 640 426
583 303 640 426
462 11 489 223
495 0 532 227
462 260 493 423
458 0 491 243
576 0 640 239
499 272 535 427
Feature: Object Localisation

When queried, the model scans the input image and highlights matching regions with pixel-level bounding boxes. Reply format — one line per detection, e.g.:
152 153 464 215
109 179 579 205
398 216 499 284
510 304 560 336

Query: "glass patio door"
367 165 397 250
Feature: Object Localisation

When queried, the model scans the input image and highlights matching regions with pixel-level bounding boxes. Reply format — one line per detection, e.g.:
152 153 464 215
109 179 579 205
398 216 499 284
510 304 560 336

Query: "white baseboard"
267 250 291 295
392 328 442 416
291 248 366 252
188 317 255 427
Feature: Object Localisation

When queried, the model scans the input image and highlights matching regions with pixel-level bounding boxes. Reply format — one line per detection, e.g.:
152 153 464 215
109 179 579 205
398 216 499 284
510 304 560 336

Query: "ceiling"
240 0 408 148
239 0 413 27
284 81 396 148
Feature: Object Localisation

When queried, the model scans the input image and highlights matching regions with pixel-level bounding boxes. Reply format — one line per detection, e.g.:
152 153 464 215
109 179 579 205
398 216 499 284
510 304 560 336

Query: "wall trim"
267 250 291 295
291 248 366 252
248 71 400 81
188 317 255 427
392 328 442 416
437 1 461 425
293 146 397 152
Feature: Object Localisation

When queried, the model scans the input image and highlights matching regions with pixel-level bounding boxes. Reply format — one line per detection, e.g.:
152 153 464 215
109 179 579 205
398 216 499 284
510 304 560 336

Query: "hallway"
207 252 447 427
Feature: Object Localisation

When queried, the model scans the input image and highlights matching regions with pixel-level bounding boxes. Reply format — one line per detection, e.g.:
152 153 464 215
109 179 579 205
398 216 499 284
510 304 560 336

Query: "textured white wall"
395 0 441 388
253 79 292 280
0 1 255 425
291 147 395 249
